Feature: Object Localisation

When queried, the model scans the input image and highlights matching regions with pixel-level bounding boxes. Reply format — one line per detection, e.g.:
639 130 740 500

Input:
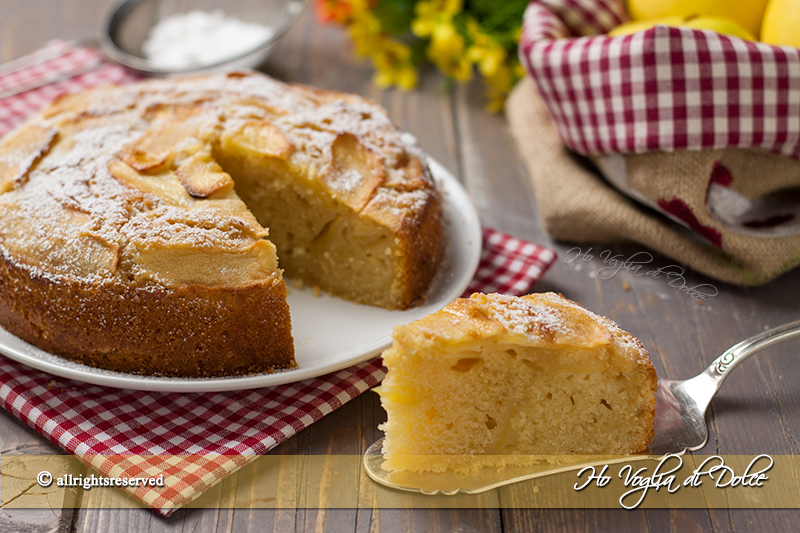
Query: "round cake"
0 71 443 377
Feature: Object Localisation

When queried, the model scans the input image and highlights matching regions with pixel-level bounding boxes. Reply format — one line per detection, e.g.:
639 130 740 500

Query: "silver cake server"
364 319 800 495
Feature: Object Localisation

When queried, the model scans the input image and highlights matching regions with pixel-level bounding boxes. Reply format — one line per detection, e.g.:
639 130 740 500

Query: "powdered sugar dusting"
482 293 569 339
0 148 40 177
476 293 652 366
43 123 133 170
326 168 361 193
535 292 650 363
123 205 260 249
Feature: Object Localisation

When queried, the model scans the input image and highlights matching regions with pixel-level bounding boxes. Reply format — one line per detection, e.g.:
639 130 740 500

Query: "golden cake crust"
0 253 292 376
400 292 655 361
0 71 443 376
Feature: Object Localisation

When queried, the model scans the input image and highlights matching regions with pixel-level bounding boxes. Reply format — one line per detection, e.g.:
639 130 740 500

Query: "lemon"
609 16 755 40
608 17 684 36
761 0 800 48
627 0 770 38
683 17 756 40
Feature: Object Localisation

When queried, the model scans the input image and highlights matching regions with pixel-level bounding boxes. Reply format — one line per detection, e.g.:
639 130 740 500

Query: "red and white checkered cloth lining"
0 43 558 514
463 228 557 297
0 41 139 136
519 0 800 161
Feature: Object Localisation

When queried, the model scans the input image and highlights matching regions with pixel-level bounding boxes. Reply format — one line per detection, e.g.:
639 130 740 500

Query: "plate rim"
0 158 481 392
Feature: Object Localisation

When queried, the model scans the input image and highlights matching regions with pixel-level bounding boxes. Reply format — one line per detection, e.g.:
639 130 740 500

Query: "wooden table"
2 2 800 531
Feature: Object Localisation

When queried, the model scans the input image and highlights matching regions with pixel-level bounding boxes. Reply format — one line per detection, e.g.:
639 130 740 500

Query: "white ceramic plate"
0 159 481 392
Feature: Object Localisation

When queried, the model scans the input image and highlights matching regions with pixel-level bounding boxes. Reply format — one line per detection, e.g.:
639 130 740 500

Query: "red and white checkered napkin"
0 41 139 135
0 44 557 515
519 0 800 160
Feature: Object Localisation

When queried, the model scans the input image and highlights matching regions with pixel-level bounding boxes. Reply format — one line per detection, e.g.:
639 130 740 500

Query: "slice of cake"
378 292 657 473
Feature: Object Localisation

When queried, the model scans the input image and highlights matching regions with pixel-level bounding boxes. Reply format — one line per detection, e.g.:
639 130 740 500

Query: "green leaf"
465 0 528 34
374 0 417 35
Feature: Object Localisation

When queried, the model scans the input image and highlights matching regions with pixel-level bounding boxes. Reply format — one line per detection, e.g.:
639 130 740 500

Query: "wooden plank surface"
2 1 800 531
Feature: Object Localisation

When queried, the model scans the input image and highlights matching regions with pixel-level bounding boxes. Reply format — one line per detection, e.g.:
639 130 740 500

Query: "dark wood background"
2 1 800 530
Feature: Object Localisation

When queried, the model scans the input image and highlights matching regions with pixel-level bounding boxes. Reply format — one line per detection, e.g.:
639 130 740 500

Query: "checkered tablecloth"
519 0 800 160
0 41 139 135
0 42 557 515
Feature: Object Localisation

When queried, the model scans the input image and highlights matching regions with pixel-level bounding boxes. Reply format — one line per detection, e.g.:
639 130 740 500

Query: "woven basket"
513 0 800 285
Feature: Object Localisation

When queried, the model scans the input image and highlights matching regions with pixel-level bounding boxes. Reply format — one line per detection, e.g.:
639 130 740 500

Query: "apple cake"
378 292 657 473
0 71 443 377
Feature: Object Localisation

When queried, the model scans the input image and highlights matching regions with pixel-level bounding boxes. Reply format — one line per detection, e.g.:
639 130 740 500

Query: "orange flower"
315 0 354 24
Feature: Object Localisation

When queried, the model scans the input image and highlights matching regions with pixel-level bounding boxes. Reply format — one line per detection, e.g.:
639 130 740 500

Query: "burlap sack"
507 78 800 286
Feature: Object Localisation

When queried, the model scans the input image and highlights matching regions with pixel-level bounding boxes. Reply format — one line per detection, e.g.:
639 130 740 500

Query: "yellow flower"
348 10 382 56
337 1 419 91
374 63 418 90
347 0 370 11
371 38 418 90
411 0 463 38
483 60 523 113
333 0 525 106
427 21 472 81
466 19 506 78
467 40 505 79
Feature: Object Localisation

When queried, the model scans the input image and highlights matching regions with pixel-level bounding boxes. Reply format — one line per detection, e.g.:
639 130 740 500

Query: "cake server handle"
670 319 800 416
